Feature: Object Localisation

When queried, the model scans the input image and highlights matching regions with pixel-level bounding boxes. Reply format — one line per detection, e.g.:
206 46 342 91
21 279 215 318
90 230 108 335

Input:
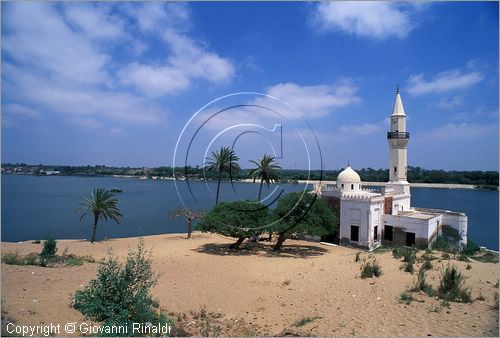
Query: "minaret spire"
387 88 409 185
391 85 406 116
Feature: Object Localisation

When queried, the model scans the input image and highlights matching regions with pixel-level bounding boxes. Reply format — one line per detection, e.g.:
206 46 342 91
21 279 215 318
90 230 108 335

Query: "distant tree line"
3 163 498 187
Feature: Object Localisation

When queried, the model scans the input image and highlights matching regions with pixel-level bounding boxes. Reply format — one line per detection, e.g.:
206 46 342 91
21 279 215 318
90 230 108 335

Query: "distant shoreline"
3 173 494 190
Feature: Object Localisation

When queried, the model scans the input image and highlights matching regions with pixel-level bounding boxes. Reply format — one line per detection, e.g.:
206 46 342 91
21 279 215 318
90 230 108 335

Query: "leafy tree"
271 192 338 250
248 154 282 201
75 188 122 243
169 207 205 238
204 146 241 205
197 200 269 249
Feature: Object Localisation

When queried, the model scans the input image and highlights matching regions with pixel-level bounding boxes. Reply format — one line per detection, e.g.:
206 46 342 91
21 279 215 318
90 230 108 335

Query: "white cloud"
63 3 126 40
339 122 384 136
436 95 464 110
119 31 234 97
118 6 234 97
2 103 41 119
70 117 104 130
3 62 165 125
118 63 190 97
109 127 125 134
313 2 413 39
256 81 361 119
407 69 483 96
2 2 234 127
414 122 497 142
164 31 235 83
129 2 189 33
2 2 110 86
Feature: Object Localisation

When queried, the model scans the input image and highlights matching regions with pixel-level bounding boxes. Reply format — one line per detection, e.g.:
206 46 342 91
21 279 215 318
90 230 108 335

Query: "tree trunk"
91 213 99 243
215 173 222 205
258 179 264 201
273 233 286 250
268 232 273 241
187 220 192 239
229 237 245 249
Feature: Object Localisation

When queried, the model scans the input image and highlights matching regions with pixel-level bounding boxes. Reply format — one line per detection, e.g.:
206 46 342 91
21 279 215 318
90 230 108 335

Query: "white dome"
337 166 361 183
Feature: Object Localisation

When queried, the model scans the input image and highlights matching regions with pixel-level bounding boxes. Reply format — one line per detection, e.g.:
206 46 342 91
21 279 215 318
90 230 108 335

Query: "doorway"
406 232 416 247
351 225 359 242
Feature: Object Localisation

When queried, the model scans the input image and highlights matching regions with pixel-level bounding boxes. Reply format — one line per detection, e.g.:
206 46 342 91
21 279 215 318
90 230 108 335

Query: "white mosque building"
316 88 468 251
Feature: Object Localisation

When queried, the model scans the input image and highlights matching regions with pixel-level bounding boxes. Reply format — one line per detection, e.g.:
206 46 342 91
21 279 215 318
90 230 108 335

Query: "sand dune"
1 232 499 336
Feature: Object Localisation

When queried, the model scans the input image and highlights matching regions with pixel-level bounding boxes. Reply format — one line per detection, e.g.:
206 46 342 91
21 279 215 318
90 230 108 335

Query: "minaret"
387 85 409 182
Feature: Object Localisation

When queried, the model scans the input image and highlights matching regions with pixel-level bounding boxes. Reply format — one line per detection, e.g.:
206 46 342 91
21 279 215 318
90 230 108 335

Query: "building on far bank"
316 88 468 251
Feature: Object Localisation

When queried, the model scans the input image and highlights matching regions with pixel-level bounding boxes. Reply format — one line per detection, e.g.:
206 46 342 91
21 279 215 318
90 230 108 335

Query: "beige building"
317 88 468 251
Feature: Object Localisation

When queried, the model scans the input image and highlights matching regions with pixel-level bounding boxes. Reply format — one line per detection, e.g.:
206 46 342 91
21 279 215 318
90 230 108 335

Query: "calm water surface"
1 175 498 250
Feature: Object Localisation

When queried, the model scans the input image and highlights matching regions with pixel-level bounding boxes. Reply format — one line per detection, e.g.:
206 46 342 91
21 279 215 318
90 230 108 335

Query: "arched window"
351 184 354 189
341 184 344 188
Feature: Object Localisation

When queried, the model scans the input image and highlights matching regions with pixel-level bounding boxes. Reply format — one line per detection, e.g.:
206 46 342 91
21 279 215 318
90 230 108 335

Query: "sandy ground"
1 232 499 336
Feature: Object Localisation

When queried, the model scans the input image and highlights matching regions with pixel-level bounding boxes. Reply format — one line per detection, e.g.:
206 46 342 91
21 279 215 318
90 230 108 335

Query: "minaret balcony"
387 131 409 139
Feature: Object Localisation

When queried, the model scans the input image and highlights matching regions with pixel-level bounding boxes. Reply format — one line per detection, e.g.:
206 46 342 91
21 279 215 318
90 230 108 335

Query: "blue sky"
2 1 498 171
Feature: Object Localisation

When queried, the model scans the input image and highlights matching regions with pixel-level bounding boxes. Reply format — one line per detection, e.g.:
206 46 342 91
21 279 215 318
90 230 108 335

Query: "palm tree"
249 154 281 201
204 146 240 205
75 188 122 243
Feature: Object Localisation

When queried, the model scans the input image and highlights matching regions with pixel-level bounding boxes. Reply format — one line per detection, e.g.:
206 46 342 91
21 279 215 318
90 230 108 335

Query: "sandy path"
2 233 498 336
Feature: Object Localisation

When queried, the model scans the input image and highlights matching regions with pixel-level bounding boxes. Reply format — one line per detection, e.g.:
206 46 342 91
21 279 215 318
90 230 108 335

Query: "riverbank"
294 180 477 190
3 173 493 190
2 233 498 336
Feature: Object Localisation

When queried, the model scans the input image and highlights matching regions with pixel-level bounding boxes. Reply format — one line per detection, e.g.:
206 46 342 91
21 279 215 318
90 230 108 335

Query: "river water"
1 175 498 250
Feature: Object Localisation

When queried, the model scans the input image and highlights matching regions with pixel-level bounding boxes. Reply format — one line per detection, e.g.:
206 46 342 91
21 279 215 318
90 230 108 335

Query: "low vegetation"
437 265 472 303
293 316 322 328
1 238 94 267
73 239 171 336
393 247 417 273
399 292 414 305
360 259 382 278
472 250 499 263
411 267 435 297
421 260 433 271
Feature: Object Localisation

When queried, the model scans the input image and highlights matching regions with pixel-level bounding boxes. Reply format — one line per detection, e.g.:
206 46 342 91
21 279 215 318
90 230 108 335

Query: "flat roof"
397 210 440 220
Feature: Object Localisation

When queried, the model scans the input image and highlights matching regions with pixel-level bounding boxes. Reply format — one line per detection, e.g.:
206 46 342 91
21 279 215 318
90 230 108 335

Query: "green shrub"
400 292 414 305
412 268 435 297
40 237 57 260
32 240 41 244
432 236 457 253
2 252 40 266
462 238 480 256
421 260 433 271
73 239 172 336
438 265 471 303
2 251 24 265
395 247 416 273
403 261 415 273
473 251 499 263
360 259 382 278
465 263 472 270
293 316 322 328
421 252 438 261
458 253 469 262
354 252 361 262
